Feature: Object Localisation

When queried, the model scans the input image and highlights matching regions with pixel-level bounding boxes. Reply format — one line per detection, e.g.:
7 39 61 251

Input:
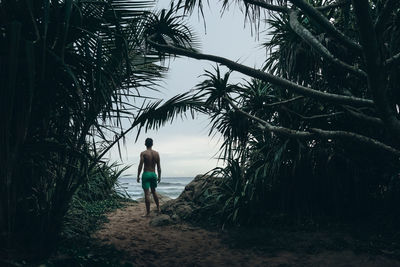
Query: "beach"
92 175 400 267
94 201 400 267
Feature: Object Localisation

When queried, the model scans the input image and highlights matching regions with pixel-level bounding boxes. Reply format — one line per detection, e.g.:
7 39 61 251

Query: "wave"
117 176 193 200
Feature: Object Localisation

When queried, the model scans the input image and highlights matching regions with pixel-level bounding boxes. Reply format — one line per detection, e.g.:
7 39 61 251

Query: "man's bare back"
141 149 160 173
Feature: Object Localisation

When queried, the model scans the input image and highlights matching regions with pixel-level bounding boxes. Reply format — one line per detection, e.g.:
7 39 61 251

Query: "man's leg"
151 187 160 212
144 189 151 216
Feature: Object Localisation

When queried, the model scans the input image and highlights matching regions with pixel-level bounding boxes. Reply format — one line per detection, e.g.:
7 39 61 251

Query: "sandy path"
94 202 400 267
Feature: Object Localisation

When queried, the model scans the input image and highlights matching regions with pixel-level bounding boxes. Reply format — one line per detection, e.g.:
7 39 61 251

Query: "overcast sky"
108 1 266 177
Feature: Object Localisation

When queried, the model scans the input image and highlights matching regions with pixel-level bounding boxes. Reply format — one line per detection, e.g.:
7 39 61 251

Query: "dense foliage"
145 0 400 226
0 0 156 257
1 161 130 266
203 73 400 225
53 162 130 266
2 0 400 261
0 0 201 259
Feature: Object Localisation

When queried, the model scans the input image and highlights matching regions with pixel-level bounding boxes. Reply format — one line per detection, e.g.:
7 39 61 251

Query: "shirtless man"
137 138 161 217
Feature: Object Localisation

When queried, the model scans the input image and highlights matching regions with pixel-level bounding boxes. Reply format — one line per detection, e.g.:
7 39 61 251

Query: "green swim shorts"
142 171 158 190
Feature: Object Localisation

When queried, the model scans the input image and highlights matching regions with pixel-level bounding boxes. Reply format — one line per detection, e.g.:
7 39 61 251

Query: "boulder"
171 214 180 222
160 199 177 213
159 174 224 222
136 175 219 220
175 204 193 219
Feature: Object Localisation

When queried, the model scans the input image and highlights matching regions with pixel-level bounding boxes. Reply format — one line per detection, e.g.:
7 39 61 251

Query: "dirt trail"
94 202 400 267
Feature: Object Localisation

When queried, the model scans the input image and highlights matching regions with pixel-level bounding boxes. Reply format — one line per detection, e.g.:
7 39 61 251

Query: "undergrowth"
182 175 400 260
43 162 134 267
45 198 132 267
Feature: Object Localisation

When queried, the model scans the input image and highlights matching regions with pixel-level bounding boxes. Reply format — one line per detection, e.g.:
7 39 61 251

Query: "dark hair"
145 138 153 148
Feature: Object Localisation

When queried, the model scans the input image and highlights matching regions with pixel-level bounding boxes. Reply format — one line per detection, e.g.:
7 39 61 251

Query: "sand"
94 202 400 267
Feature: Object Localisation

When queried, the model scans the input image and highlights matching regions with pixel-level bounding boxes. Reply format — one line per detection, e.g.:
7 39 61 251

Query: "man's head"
145 138 153 148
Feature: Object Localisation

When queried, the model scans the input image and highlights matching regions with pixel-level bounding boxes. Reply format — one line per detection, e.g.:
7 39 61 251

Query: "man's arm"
137 152 144 183
156 152 161 183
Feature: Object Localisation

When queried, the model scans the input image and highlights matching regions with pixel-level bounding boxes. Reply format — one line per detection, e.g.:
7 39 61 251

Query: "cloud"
107 128 222 177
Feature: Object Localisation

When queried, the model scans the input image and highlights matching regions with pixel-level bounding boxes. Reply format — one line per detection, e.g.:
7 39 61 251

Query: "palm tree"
144 0 400 223
0 0 204 258
147 0 400 155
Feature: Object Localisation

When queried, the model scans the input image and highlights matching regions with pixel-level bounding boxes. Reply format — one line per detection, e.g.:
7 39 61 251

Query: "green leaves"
0 0 172 256
143 4 200 57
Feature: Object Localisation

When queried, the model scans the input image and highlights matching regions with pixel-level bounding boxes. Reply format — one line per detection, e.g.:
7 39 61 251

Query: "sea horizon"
117 176 194 200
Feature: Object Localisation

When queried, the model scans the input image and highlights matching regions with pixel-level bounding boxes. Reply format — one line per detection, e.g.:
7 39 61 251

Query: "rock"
193 182 207 200
176 174 209 201
160 174 222 222
175 204 193 219
149 214 172 226
171 214 180 222
160 199 177 213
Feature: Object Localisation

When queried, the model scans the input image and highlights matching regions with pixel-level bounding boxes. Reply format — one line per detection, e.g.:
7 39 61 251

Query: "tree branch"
281 106 344 120
384 51 400 68
243 0 289 13
343 106 384 126
290 0 362 52
243 0 351 13
226 97 314 138
316 0 351 12
288 9 367 79
374 0 399 34
264 96 304 107
309 128 400 156
226 97 400 156
148 36 374 107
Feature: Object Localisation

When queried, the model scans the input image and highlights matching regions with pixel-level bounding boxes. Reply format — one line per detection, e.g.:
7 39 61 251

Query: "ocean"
117 176 194 200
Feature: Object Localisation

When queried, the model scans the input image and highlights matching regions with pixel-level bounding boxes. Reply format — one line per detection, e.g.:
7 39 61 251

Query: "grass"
39 161 137 266
2 197 134 267
44 197 135 267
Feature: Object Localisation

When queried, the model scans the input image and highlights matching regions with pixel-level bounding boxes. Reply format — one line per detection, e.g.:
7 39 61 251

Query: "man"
137 138 161 217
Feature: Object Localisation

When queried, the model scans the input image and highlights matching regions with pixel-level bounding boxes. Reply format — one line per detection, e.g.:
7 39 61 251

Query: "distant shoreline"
117 176 194 200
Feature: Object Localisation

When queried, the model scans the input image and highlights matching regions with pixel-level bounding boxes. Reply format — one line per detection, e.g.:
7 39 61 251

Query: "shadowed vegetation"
2 0 400 263
47 161 132 267
0 0 201 260
144 0 400 230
